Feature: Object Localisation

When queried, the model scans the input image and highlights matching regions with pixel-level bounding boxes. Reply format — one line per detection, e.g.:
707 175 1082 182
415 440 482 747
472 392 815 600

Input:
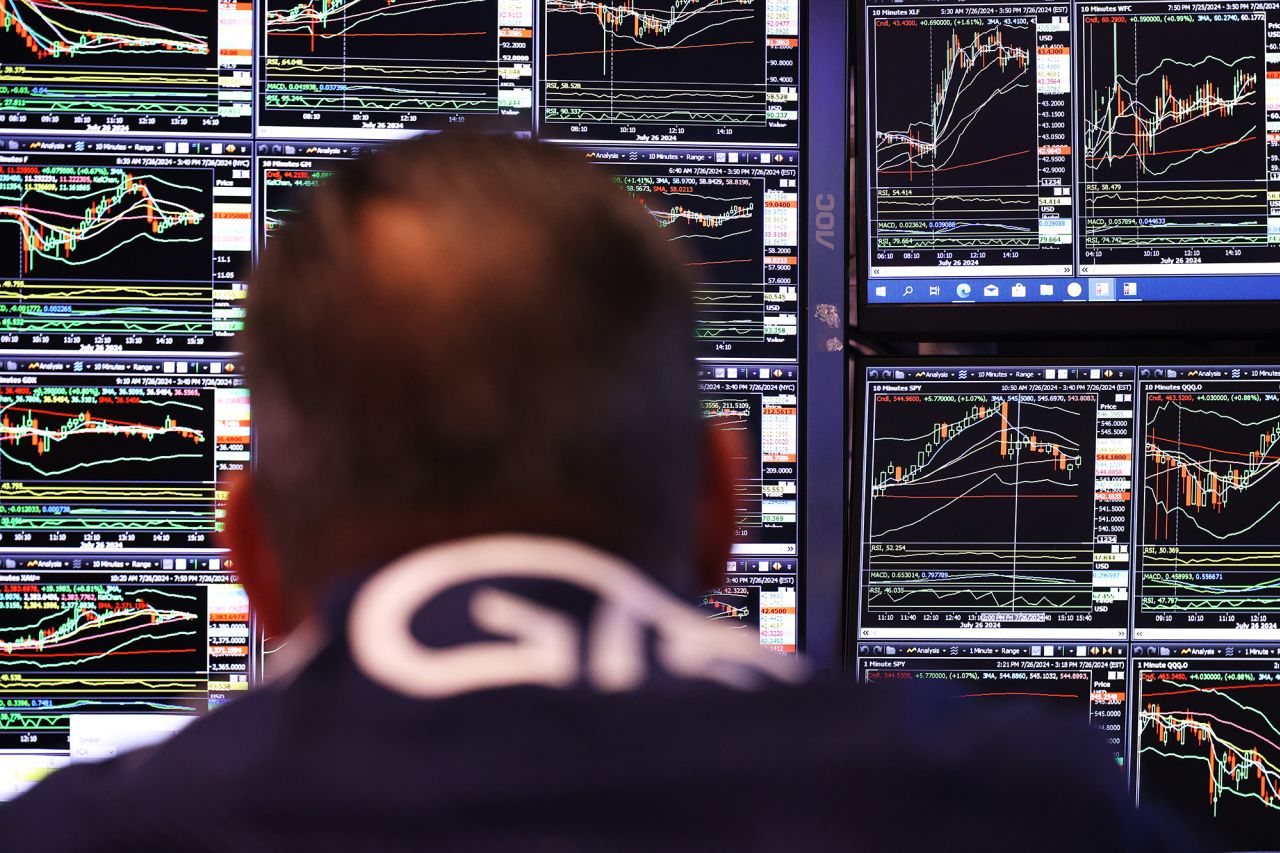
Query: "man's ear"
696 423 744 593
220 473 292 637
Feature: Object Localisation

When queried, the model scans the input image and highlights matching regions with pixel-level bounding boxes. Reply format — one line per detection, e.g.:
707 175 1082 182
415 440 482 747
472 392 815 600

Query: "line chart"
699 588 756 631
874 24 1031 183
1079 11 1270 272
0 0 207 61
699 368 798 555
868 396 1094 542
259 163 336 243
864 547 1098 612
623 178 762 333
258 0 531 136
0 398 211 481
0 0 251 133
603 159 798 359
700 577 796 652
1136 387 1280 631
0 584 205 672
0 168 207 278
0 694 200 748
1137 672 1280 845
0 674 206 694
861 648 1128 762
1143 397 1280 544
540 0 798 144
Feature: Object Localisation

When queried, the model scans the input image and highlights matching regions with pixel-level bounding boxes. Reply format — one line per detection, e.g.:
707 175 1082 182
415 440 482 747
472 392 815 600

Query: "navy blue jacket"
3 536 1203 851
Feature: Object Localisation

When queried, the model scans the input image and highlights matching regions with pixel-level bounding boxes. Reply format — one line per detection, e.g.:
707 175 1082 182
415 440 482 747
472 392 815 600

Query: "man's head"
232 133 737 632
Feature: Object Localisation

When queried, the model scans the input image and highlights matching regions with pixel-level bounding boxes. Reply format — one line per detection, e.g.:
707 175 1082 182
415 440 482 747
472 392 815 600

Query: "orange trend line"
273 30 487 36
879 494 1077 499
1145 683 1280 698
1086 136 1257 162
35 0 206 9
962 691 1078 699
877 148 1029 175
547 38 752 58
0 648 198 658
1148 433 1280 462
3 406 185 431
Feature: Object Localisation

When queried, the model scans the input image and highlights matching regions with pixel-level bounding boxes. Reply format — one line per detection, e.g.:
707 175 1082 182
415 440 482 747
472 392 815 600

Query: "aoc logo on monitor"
814 193 836 250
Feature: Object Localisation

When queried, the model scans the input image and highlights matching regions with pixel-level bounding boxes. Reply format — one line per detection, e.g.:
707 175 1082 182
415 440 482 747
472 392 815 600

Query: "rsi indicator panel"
859 0 1280 305
0 0 252 135
0 557 248 800
857 365 1134 639
0 356 248 551
256 0 533 138
1133 645 1280 845
702 557 798 654
858 642 1129 765
699 362 798 557
587 148 800 360
540 0 800 145
1135 366 1280 639
0 137 249 354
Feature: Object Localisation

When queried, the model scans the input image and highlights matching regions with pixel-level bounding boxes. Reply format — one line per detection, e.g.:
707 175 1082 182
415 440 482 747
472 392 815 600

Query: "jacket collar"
277 534 807 700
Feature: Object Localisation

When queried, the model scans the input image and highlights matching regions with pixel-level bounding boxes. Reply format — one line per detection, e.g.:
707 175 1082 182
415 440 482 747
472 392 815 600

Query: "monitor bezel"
847 0 1280 338
844 355 1280 667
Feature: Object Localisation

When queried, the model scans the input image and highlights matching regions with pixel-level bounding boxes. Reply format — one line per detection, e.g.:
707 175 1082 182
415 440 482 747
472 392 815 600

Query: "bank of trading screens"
0 0 807 794
857 0 1280 308
855 361 1280 845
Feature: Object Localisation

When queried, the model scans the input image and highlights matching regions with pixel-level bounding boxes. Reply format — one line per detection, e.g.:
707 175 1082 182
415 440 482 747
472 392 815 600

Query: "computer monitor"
851 0 1280 334
853 358 1280 838
0 0 850 791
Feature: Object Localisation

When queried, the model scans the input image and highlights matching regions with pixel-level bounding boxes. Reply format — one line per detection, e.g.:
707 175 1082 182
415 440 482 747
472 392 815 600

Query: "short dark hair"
245 134 702 605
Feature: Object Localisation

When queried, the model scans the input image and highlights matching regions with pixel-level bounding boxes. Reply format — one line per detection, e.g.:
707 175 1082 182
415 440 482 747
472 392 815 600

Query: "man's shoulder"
1 678 1194 852
0 685 280 850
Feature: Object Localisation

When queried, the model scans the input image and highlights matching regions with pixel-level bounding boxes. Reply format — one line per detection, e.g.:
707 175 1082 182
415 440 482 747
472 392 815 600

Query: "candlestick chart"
862 393 1108 628
0 387 219 548
0 583 205 673
868 396 1095 542
0 164 229 347
871 20 1040 254
259 0 525 133
1137 392 1280 625
0 0 250 133
1080 14 1269 267
699 587 757 634
700 380 797 554
607 168 798 359
0 168 208 279
541 0 798 144
1137 673 1280 846
0 397 211 480
0 0 209 64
